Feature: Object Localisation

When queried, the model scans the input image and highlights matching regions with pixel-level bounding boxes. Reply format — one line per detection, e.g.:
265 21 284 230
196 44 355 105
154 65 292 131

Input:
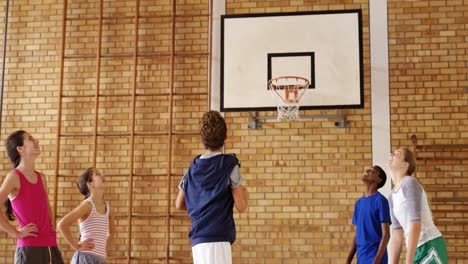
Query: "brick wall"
224 1 371 263
0 0 466 263
0 1 62 263
388 1 467 263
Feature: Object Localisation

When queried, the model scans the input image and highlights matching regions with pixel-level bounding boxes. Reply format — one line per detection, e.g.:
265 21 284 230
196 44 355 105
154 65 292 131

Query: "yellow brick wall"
224 2 371 263
0 0 466 263
0 1 63 263
387 1 467 262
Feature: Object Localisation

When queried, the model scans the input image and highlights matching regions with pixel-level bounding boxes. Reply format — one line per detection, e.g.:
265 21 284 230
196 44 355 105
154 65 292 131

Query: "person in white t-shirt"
387 148 447 264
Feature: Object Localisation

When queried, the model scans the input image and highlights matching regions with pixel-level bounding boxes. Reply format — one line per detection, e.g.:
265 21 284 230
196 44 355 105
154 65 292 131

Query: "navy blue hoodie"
184 154 239 246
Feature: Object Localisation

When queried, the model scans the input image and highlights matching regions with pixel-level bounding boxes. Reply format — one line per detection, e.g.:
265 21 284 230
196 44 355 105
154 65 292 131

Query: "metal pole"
0 0 11 132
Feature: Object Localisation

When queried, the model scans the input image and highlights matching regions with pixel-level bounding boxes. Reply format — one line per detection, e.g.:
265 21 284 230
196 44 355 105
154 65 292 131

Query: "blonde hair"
401 148 417 176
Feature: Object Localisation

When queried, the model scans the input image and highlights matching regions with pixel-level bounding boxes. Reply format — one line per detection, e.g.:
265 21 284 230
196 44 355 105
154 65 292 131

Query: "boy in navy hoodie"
175 110 248 264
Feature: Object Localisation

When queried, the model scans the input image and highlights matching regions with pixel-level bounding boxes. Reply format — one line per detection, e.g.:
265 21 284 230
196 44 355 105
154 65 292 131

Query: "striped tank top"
79 197 109 259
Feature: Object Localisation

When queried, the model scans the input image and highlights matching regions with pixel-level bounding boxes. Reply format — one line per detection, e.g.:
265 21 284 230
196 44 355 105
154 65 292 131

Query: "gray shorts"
15 246 64 264
71 251 106 264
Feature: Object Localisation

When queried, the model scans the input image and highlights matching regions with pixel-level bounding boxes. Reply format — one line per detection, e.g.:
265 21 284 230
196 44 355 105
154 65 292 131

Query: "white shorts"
192 242 232 264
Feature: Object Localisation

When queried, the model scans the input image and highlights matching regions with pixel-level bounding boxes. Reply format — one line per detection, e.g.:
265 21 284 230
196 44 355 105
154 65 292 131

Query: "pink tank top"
10 169 57 247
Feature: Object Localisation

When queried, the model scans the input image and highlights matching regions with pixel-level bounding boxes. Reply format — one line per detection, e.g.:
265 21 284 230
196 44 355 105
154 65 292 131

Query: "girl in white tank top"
57 168 115 264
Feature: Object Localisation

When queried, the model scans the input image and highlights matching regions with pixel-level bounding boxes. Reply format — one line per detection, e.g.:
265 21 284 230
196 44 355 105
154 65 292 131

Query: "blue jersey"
352 192 391 264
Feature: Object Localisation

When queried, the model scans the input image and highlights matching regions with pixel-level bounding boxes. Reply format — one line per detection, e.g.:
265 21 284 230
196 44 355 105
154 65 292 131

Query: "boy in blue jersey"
175 110 249 264
346 165 391 264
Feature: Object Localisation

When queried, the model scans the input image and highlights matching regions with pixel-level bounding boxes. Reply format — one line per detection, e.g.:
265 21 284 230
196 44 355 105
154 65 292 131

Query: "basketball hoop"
268 76 310 120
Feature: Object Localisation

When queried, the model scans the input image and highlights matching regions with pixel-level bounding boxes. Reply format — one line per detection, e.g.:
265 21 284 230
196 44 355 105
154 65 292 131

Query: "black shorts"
15 246 64 264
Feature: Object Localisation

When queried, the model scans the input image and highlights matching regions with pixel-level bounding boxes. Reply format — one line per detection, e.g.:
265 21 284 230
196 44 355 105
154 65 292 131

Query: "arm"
0 172 38 238
346 234 357 264
402 178 423 264
347 203 358 264
405 221 422 264
175 174 187 211
390 228 404 264
232 185 248 213
57 201 94 251
175 190 186 211
229 164 248 213
372 222 390 264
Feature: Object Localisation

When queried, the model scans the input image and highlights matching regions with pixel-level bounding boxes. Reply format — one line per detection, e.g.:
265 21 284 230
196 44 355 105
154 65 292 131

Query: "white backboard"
220 10 364 112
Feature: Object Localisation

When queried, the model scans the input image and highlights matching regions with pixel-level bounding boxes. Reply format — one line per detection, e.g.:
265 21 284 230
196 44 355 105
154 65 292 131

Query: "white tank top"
79 198 109 259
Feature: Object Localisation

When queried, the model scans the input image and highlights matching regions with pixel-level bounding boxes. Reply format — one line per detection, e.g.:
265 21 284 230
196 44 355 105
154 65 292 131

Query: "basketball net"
268 76 310 120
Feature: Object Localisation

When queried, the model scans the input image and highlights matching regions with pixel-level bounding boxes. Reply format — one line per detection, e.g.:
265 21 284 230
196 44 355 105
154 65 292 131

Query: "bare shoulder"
58 199 93 226
5 170 19 178
77 200 93 222
2 170 20 187
80 199 93 210
0 171 20 199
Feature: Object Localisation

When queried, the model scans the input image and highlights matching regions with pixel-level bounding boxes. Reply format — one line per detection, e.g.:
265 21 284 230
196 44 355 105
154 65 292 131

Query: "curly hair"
200 111 227 150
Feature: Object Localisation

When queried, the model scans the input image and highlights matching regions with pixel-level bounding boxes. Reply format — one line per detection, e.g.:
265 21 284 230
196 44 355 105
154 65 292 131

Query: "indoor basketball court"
0 0 466 263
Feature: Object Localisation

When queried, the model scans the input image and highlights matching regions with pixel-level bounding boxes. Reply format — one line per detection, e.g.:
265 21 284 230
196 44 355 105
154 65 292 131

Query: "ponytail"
77 167 95 199
3 200 15 221
3 130 26 221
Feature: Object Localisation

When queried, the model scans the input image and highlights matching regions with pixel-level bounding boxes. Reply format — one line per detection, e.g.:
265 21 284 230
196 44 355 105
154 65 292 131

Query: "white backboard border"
220 9 364 112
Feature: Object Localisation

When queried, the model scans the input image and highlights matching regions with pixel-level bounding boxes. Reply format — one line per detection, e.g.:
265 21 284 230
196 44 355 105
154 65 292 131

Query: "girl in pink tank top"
0 130 64 264
58 167 115 264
